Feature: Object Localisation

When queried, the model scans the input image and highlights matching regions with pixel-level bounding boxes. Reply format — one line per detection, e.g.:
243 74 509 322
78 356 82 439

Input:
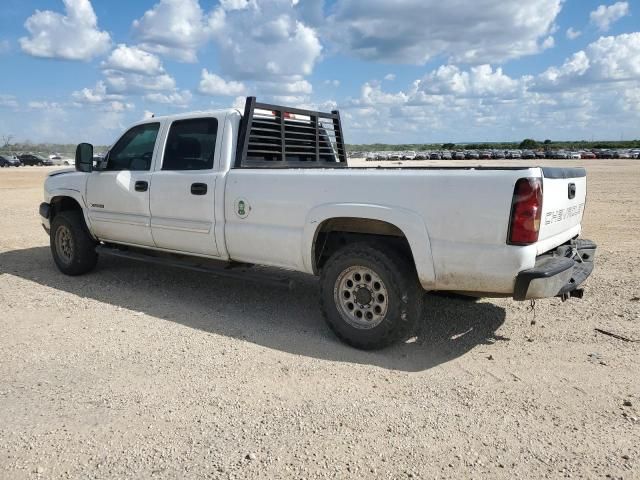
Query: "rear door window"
162 118 218 171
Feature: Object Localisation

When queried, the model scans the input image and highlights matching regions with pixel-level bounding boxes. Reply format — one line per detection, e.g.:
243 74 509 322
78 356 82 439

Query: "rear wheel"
50 210 98 275
320 242 424 349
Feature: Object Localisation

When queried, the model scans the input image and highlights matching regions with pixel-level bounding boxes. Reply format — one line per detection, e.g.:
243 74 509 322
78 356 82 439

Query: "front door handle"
191 183 208 195
135 181 148 192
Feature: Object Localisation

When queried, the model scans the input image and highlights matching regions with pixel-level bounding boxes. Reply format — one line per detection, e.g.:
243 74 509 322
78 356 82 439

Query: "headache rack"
235 96 347 168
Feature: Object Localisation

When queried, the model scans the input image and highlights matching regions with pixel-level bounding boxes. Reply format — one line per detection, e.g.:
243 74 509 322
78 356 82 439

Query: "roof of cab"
141 108 239 122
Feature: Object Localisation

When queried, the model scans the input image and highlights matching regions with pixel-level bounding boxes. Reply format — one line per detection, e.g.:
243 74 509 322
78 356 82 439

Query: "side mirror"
75 143 93 172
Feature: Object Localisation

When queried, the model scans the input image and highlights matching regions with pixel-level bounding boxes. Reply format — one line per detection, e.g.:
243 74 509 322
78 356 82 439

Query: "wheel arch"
48 190 95 239
302 203 436 288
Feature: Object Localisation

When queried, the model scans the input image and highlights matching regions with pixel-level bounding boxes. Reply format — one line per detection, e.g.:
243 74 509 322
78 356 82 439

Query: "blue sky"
0 0 639 145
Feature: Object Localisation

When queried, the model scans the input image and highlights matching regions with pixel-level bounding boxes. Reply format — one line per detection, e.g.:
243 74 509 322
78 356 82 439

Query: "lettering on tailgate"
544 203 584 225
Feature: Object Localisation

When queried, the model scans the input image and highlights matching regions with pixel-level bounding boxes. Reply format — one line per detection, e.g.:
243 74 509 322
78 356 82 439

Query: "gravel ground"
0 162 639 479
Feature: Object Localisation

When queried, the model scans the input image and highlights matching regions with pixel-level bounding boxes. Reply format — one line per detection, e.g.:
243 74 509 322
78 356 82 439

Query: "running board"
95 245 295 289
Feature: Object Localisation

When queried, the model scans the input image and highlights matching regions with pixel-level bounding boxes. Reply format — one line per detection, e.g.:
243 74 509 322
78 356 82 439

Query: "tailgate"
537 167 587 252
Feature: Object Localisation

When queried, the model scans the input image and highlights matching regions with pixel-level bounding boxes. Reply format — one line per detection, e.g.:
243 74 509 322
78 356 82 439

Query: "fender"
302 203 436 289
47 188 96 240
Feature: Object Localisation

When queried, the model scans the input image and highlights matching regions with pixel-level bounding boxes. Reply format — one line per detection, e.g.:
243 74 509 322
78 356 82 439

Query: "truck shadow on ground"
1 247 507 372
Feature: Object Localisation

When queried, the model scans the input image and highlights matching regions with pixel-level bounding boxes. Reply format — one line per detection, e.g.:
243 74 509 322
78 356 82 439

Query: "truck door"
86 122 160 246
149 116 220 256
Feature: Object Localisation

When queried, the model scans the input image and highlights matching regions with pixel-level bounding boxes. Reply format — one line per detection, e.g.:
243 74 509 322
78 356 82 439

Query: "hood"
48 168 76 177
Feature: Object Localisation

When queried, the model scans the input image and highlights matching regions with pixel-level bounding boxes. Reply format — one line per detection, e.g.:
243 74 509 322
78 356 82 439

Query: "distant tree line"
347 139 640 152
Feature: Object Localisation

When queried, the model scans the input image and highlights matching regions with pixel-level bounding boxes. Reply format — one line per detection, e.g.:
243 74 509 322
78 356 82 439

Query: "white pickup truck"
39 97 596 349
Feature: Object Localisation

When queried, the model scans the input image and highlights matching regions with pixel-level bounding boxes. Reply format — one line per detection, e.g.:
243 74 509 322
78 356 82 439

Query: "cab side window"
162 118 218 171
106 123 160 171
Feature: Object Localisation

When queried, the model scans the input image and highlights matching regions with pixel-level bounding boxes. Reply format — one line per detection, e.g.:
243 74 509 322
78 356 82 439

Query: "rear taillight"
508 178 543 245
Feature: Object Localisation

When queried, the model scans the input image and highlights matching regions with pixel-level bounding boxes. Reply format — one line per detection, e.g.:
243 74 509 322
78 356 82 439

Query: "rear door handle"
568 183 576 199
191 183 208 195
135 181 148 192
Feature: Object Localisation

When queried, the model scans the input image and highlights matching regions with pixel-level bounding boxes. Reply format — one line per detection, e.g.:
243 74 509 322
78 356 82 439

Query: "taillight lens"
508 178 543 245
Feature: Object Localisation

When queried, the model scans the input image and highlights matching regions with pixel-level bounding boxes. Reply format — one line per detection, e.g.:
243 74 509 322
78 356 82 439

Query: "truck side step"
95 245 295 289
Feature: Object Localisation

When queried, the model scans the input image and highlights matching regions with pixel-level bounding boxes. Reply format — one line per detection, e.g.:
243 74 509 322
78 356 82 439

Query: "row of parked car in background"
358 149 640 161
3 149 639 167
0 153 75 167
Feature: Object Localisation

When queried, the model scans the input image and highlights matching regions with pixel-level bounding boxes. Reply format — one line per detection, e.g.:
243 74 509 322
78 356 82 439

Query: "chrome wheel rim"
334 266 389 329
55 225 74 264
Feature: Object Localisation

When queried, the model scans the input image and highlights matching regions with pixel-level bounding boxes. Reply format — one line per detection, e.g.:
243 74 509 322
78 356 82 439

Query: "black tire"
50 210 98 275
319 242 424 349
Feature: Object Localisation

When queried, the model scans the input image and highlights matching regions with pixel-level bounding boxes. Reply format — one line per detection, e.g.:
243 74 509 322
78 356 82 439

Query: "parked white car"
39 97 596 349
49 155 75 166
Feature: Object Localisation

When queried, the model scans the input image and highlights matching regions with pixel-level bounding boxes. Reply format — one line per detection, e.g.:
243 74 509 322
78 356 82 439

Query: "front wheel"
319 242 424 349
50 211 98 275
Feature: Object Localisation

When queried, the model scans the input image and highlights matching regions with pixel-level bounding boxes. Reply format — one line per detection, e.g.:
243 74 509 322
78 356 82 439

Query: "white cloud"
383 74 396 81
132 0 321 102
231 96 247 110
27 101 64 112
324 79 340 87
590 2 630 31
219 0 253 10
584 33 640 80
96 43 181 97
19 0 111 61
208 0 322 97
72 81 123 104
340 33 640 143
355 82 408 107
132 0 212 62
535 33 640 89
535 51 591 89
101 44 164 75
0 95 19 109
416 64 519 98
103 101 135 113
326 0 562 64
566 27 582 40
258 79 313 95
621 87 640 113
145 90 193 107
104 70 176 94
198 70 247 96
541 36 555 50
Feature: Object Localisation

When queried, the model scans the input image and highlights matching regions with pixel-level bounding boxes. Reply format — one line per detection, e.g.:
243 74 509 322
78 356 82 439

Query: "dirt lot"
0 162 638 479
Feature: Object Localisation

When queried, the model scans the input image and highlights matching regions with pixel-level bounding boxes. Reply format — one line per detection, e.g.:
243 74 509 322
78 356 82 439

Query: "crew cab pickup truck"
39 97 596 349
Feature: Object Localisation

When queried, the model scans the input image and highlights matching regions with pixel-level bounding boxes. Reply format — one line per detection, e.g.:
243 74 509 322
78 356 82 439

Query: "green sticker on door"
234 198 250 218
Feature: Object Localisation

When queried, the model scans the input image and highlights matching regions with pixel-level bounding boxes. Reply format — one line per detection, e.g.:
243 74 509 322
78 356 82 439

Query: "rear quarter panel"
223 167 542 293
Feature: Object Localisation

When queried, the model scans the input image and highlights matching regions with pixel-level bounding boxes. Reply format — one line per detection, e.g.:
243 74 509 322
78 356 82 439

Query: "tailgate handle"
191 183 208 195
568 183 576 199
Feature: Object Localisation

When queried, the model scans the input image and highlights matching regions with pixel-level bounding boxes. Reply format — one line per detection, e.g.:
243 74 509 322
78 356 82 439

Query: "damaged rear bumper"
514 239 596 301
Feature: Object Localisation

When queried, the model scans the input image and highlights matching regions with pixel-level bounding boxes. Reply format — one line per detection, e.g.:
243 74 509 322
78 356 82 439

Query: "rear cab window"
162 118 218 171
